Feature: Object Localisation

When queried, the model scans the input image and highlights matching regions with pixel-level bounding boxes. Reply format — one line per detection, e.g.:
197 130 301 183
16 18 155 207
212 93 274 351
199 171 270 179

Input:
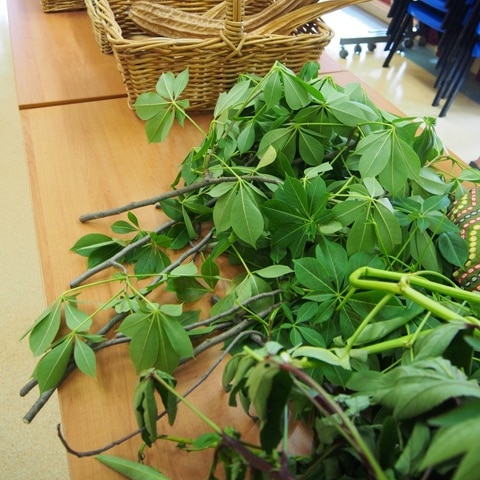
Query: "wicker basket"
86 0 269 55
95 0 356 111
41 0 85 12
85 0 112 53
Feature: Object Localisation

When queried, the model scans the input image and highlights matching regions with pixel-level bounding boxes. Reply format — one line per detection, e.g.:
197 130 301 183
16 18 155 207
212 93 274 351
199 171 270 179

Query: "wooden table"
20 71 408 480
7 0 126 107
10 3 407 479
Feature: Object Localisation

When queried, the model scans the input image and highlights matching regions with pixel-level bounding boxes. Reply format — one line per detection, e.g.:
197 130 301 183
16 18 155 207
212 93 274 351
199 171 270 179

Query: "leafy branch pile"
21 61 480 479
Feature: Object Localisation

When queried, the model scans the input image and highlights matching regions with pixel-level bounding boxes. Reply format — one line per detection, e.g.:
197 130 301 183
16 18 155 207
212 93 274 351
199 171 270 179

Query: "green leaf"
373 201 402 255
417 166 452 195
329 95 374 126
169 261 198 277
133 375 158 446
70 233 118 257
420 415 480 480
294 257 334 293
394 422 430 475
254 265 293 279
281 71 310 110
237 122 256 154
33 337 74 393
201 256 220 289
379 135 421 195
438 231 468 267
214 78 252 117
348 358 480 419
111 220 139 234
410 229 441 271
167 276 210 303
246 361 286 452
64 302 92 332
298 130 325 166
134 92 169 121
145 107 175 144
256 144 277 170
162 316 193 359
27 301 62 356
173 68 189 97
357 130 392 178
159 198 183 221
412 322 465 360
332 198 368 227
260 369 292 452
213 186 237 232
151 370 178 426
353 303 424 346
346 209 376 255
128 320 161 372
96 455 169 479
191 432 222 450
230 185 264 247
134 244 171 275
263 69 283 109
74 337 96 378
159 303 184 317
156 70 175 98
257 127 294 160
292 346 350 369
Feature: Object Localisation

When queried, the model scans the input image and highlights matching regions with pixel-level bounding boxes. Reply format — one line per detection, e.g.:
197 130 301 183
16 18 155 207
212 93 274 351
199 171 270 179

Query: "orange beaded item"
449 188 480 291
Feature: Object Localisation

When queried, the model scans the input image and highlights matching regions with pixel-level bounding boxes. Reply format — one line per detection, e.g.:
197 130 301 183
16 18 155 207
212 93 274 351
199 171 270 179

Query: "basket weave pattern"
41 0 86 12
95 0 336 111
86 0 112 53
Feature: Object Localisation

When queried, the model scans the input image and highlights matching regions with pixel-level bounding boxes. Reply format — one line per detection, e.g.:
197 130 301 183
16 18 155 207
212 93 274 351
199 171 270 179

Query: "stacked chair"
432 0 480 116
338 0 410 57
382 0 472 68
382 0 479 116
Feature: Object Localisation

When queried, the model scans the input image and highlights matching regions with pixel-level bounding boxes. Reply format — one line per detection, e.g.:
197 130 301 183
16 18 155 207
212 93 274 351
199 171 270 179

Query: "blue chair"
383 0 470 68
432 0 480 116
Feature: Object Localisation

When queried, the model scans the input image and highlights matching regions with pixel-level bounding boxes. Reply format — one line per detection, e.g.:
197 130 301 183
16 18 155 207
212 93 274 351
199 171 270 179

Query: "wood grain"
21 98 269 479
7 0 126 107
11 2 382 477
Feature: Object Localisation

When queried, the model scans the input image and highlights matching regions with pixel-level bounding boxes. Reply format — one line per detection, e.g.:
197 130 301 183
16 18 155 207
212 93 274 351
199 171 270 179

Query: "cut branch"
56 328 264 457
79 175 281 223
70 224 214 288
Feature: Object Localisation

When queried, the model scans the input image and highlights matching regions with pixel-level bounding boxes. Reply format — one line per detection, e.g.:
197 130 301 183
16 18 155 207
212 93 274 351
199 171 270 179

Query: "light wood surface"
9 2 399 478
20 70 406 479
7 0 126 107
22 99 260 479
6 0 346 109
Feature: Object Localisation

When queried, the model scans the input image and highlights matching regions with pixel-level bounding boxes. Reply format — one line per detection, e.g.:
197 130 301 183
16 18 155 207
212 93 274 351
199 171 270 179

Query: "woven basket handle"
224 0 244 43
228 0 244 23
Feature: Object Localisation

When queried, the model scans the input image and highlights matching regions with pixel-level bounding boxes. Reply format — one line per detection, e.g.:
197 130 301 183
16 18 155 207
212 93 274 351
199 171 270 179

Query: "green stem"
351 329 431 356
152 372 222 434
280 362 387 480
344 293 393 354
350 267 480 324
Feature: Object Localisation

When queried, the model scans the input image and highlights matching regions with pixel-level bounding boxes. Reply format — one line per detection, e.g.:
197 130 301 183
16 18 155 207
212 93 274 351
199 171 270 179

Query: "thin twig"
185 288 283 330
70 222 214 288
23 231 216 419
56 328 265 457
69 220 175 287
79 175 281 223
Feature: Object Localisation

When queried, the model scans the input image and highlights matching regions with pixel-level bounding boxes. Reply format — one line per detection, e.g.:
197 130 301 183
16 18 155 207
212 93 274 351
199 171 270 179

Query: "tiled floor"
1 3 479 479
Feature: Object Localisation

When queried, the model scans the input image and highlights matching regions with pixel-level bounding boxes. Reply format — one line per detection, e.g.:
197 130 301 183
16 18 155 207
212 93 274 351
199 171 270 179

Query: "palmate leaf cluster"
23 62 480 479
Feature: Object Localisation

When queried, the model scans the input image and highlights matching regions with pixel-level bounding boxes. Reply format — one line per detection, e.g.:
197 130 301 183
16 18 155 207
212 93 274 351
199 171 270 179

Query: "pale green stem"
152 372 222 434
283 364 388 480
344 293 394 354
